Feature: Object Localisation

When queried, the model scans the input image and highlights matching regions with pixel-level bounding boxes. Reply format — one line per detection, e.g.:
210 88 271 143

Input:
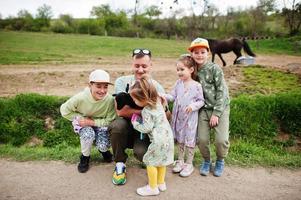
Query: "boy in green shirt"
60 69 117 173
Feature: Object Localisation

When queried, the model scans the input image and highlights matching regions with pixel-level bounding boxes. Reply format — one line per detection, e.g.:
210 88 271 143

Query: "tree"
36 4 53 28
59 14 74 27
145 5 161 19
91 5 129 36
257 0 276 14
51 14 75 33
17 9 34 31
282 0 301 35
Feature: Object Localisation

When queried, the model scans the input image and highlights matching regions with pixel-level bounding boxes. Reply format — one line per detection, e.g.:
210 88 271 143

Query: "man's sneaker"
158 182 167 192
172 160 185 173
77 154 90 173
136 185 160 196
199 160 211 176
112 162 126 185
180 164 194 177
100 150 113 163
213 159 224 177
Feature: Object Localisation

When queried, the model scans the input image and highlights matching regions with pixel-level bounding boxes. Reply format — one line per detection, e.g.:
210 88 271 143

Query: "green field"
0 31 300 64
0 31 188 64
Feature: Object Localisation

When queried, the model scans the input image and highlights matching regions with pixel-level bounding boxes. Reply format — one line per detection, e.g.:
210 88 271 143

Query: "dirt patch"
0 159 300 200
1 54 300 97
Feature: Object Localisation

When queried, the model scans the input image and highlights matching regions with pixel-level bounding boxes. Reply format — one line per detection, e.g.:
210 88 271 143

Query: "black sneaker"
78 154 90 173
100 150 113 163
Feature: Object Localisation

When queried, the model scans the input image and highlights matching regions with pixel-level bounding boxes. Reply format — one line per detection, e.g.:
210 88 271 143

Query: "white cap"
89 69 113 84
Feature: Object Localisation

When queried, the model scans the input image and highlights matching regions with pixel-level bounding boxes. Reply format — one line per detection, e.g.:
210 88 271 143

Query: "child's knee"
79 126 95 141
134 144 148 162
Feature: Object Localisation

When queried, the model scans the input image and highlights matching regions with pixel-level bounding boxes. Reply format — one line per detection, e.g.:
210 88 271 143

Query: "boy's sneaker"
136 185 160 196
199 160 211 176
213 159 224 177
77 154 90 173
100 150 113 163
172 160 185 173
112 162 126 185
179 164 194 177
158 182 167 192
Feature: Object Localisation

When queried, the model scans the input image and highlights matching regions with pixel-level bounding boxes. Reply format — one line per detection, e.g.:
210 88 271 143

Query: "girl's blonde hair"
178 54 199 81
130 75 158 109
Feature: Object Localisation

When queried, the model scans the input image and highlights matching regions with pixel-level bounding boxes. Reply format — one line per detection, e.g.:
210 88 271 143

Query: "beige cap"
188 38 210 52
89 69 113 84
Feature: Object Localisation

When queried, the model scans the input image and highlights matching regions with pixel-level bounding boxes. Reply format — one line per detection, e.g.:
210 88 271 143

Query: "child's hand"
159 96 167 106
72 116 82 133
79 118 95 127
209 115 219 127
131 113 140 123
185 106 193 113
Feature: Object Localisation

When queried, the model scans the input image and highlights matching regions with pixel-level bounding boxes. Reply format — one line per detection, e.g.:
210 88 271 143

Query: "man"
109 48 167 185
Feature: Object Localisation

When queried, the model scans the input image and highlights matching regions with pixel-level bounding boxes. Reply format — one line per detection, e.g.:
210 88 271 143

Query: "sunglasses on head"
132 48 151 57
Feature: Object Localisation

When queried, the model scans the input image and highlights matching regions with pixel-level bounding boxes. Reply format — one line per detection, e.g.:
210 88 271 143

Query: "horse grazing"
206 38 256 66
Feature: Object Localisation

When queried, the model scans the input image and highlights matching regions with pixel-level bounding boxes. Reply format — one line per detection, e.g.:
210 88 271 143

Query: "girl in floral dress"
164 54 204 177
130 75 174 197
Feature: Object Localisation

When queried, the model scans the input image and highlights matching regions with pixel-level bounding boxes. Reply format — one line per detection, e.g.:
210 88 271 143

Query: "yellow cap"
188 38 209 52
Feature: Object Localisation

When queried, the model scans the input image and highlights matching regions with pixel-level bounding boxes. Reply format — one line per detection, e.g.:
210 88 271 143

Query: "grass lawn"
0 31 300 64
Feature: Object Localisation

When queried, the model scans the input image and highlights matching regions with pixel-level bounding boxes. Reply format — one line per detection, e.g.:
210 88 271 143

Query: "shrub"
230 95 278 140
0 94 69 146
274 92 301 136
1 92 300 147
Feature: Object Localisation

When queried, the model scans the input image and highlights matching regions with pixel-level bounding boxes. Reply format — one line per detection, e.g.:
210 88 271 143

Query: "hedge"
0 92 300 147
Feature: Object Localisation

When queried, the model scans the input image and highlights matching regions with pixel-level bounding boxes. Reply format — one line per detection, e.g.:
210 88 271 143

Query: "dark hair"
178 54 199 81
130 75 158 108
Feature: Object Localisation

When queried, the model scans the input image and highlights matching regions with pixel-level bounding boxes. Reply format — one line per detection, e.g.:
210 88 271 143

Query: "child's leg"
173 143 185 173
94 127 110 152
214 106 230 160
177 143 185 161
179 146 195 177
186 146 195 164
147 166 158 189
137 166 160 196
157 166 166 184
79 126 95 156
197 110 211 161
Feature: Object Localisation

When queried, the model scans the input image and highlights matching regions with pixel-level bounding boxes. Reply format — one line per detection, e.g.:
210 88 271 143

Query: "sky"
0 0 292 19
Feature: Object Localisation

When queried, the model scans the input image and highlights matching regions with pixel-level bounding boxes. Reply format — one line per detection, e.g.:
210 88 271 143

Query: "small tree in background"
35 4 53 31
282 0 301 35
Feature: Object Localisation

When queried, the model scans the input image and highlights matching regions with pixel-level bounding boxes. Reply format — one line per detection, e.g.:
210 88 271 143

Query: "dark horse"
206 38 256 66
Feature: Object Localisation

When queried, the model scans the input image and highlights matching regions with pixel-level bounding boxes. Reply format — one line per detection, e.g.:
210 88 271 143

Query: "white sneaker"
158 182 167 192
172 160 185 173
136 185 160 196
179 164 194 177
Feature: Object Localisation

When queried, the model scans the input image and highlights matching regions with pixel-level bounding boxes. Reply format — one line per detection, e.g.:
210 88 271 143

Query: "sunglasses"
132 48 152 57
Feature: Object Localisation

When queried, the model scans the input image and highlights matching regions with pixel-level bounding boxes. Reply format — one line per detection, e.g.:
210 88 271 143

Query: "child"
188 38 230 177
130 75 174 196
60 69 117 173
164 54 204 177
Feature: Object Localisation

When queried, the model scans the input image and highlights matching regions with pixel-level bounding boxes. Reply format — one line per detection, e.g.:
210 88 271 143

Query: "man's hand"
209 115 219 127
116 104 141 119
